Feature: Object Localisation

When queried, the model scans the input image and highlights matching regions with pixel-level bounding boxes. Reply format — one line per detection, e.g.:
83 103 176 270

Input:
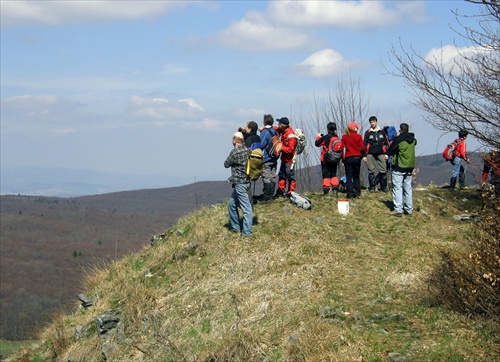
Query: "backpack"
289 191 312 210
442 140 463 161
324 137 343 163
265 129 282 157
293 129 306 155
250 142 261 150
386 126 397 142
246 148 264 180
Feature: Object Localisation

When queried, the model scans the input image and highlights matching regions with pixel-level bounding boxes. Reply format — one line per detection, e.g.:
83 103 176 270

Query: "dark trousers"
344 157 361 198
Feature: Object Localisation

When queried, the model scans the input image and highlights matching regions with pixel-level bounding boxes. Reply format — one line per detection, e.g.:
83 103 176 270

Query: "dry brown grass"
7 187 499 361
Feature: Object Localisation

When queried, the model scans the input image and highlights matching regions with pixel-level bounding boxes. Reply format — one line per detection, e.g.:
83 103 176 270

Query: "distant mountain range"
0 166 225 197
0 153 484 198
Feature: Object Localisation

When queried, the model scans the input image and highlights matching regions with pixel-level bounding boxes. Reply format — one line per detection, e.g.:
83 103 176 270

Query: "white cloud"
233 108 268 119
267 0 427 29
128 95 206 123
178 98 205 112
215 18 316 52
0 0 193 27
214 1 428 51
184 118 226 130
424 44 493 75
2 94 82 121
294 49 370 77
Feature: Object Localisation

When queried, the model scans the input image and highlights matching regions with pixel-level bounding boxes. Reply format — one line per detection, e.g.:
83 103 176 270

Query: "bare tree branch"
387 1 500 150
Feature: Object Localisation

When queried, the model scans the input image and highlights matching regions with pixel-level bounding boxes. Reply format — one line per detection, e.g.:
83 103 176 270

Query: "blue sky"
1 0 482 191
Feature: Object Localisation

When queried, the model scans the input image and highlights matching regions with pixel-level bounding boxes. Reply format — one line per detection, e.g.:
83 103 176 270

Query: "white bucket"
337 199 349 215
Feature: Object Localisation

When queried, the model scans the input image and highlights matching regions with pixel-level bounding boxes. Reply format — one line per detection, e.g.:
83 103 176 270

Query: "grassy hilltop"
7 187 499 361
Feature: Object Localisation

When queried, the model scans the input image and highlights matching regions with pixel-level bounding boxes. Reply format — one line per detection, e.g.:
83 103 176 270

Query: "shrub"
428 195 499 320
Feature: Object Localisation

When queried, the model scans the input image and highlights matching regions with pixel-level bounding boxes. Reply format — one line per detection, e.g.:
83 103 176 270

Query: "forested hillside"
0 181 229 341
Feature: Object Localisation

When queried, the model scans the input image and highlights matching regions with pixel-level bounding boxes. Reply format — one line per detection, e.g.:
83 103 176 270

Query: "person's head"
400 123 409 133
327 122 337 134
263 114 274 126
246 121 258 133
232 132 244 145
458 129 468 139
347 122 361 132
369 116 378 129
277 117 290 131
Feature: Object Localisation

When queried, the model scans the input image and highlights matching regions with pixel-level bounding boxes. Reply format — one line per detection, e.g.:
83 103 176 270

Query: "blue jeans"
391 170 413 214
228 183 252 236
451 156 464 178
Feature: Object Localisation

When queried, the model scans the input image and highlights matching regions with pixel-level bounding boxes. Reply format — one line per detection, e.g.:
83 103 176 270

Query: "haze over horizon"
1 1 484 196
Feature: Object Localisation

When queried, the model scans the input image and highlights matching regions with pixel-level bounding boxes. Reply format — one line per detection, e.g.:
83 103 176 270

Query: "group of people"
224 113 499 235
224 115 298 236
315 116 416 217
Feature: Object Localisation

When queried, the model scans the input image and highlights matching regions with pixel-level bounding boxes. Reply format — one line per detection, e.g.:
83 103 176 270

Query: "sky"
0 0 484 192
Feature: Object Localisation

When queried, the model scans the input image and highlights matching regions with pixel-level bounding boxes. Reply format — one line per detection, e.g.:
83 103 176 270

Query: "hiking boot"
449 177 457 191
393 212 403 217
274 189 285 199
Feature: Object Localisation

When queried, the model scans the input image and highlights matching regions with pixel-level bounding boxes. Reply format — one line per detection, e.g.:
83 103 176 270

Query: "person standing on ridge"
387 123 417 217
315 122 342 196
363 116 389 192
482 149 500 197
275 117 297 197
254 114 279 202
224 132 253 236
341 122 365 199
448 129 471 191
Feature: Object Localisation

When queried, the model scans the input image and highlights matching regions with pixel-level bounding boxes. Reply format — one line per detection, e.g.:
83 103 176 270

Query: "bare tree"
388 0 499 150
292 74 370 192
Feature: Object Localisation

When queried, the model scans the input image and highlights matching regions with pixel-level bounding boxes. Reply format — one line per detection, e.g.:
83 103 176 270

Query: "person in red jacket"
449 129 471 191
275 117 297 197
315 122 341 196
482 149 500 197
341 122 365 199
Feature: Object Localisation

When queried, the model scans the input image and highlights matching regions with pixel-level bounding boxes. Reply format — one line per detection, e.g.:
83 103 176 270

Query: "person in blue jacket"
254 114 279 202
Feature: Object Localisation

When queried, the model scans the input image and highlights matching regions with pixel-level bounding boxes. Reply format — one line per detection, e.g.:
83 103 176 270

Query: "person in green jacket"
387 123 417 217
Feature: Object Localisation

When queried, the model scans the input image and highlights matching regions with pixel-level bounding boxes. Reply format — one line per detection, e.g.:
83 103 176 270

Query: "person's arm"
315 134 327 147
387 137 400 156
224 149 235 168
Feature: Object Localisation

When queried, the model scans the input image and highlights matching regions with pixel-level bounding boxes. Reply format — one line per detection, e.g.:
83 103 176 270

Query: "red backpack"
324 137 344 163
442 140 463 161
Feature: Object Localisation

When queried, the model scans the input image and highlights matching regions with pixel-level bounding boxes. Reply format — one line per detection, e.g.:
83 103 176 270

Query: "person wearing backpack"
387 123 417 217
253 114 279 203
224 132 253 236
383 125 398 190
341 122 365 199
482 149 500 197
315 122 342 196
448 129 471 191
363 116 389 192
275 117 297 197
